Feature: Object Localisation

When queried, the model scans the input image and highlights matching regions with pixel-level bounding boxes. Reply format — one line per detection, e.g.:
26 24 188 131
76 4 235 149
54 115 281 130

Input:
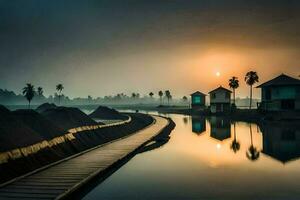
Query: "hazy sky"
0 0 299 98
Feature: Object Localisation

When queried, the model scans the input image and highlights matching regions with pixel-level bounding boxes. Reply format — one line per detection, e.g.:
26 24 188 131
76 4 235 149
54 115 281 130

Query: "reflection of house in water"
191 116 206 135
209 117 231 141
261 122 300 163
183 117 189 125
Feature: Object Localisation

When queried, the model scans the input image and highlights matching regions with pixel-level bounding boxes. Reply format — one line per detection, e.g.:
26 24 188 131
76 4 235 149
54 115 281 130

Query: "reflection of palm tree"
230 122 240 153
246 124 260 161
183 117 188 125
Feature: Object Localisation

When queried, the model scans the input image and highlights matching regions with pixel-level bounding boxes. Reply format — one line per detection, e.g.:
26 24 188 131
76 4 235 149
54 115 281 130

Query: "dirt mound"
36 103 57 113
41 106 101 131
0 105 10 113
13 109 65 139
89 106 127 120
0 107 42 152
0 113 156 184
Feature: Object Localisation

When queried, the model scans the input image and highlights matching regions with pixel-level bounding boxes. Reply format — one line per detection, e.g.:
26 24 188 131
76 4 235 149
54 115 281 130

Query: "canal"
82 113 300 200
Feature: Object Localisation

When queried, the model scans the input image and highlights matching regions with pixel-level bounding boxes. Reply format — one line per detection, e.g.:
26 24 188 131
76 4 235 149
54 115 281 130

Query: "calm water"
5 106 300 199
81 113 300 200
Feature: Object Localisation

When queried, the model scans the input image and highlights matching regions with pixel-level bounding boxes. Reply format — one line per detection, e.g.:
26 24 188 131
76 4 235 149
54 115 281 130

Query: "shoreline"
105 104 300 123
4 103 300 123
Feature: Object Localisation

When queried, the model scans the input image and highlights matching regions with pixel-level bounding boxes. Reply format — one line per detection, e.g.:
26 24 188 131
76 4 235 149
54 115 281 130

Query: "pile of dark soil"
13 109 65 139
89 106 127 120
0 113 158 184
36 103 57 113
41 106 101 131
0 105 101 152
0 105 42 152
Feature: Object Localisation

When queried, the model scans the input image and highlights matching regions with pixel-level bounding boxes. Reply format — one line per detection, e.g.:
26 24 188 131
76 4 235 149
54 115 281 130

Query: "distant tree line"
1 70 260 109
0 85 190 107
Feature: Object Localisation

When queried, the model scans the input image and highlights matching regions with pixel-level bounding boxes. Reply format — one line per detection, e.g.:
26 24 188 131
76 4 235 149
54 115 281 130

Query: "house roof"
208 86 232 94
190 91 206 96
257 74 300 88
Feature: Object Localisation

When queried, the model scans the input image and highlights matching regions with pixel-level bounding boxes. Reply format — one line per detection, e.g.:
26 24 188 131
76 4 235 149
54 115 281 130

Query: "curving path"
0 115 169 200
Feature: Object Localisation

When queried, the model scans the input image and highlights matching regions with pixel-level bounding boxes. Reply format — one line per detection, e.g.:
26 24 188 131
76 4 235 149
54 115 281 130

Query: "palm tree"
246 124 260 161
165 90 171 106
56 84 64 105
229 76 239 106
37 87 43 96
131 93 136 99
87 95 92 104
22 83 35 109
158 91 163 105
230 122 240 153
245 71 259 109
149 92 154 98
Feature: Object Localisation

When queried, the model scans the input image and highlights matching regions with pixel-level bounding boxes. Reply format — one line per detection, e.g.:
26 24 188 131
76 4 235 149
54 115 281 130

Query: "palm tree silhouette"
22 83 35 109
230 122 240 153
149 92 154 98
56 84 64 105
131 93 136 99
158 91 163 105
246 124 260 161
37 87 43 96
229 76 239 106
245 71 259 109
87 95 92 104
165 90 171 106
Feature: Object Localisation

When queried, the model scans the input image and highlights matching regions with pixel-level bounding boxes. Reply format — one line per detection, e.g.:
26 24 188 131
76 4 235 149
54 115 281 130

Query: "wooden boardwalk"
0 116 169 200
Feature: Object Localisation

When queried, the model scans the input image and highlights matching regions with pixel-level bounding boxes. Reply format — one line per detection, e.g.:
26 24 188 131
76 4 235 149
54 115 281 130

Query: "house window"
193 96 201 104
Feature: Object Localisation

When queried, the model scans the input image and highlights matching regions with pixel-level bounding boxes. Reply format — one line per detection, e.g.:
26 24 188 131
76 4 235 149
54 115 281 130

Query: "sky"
0 0 299 98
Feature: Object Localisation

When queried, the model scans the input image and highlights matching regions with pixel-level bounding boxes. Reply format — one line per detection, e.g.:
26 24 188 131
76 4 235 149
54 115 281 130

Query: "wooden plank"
11 182 75 187
16 180 79 184
0 192 57 199
5 185 70 190
0 116 169 200
0 188 65 194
